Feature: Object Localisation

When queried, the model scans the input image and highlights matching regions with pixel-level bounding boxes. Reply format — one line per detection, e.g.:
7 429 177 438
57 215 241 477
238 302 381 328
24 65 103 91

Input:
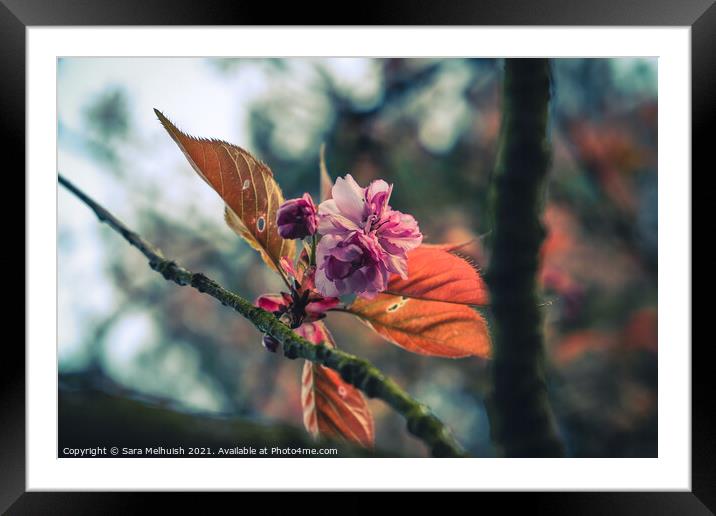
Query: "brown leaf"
348 294 491 358
155 109 294 271
299 322 374 448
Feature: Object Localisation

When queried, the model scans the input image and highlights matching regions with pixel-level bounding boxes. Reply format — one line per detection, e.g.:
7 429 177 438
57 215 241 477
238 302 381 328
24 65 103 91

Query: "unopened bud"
262 335 280 353
277 193 318 240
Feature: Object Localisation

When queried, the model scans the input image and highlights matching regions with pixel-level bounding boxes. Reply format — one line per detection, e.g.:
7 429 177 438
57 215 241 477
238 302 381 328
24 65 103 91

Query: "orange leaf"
155 109 294 272
348 294 490 358
300 322 374 448
385 245 489 306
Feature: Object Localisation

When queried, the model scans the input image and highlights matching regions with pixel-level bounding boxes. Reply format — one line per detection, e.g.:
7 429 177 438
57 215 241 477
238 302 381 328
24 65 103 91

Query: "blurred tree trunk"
487 59 565 457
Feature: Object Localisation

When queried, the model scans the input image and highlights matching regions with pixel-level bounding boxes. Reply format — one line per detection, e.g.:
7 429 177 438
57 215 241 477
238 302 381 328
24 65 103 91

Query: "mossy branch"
487 59 565 457
59 174 466 457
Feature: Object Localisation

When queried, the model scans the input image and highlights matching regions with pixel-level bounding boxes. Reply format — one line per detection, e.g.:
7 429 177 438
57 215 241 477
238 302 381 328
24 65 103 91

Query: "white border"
28 27 691 490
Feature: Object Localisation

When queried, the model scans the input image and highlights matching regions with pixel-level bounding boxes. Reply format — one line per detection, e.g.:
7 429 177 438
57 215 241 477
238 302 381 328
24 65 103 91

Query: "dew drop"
242 179 251 190
257 216 266 232
338 386 347 398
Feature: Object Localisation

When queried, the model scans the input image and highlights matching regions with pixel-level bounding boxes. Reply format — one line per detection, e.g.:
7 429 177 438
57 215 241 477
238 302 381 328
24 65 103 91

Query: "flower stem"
310 234 317 266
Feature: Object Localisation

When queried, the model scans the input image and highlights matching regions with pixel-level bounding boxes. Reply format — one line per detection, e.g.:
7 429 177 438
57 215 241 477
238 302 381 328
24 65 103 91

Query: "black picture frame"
3 0 709 512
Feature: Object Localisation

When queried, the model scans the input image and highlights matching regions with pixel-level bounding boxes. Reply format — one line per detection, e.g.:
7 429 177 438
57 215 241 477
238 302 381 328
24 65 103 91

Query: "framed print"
4 0 710 512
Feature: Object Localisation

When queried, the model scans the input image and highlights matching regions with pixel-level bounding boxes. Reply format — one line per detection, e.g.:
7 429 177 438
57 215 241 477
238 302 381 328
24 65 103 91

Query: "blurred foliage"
59 371 385 457
58 58 657 457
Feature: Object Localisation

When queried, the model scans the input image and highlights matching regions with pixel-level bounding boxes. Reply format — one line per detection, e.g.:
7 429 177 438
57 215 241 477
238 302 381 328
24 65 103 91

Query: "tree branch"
59 173 466 457
486 59 565 457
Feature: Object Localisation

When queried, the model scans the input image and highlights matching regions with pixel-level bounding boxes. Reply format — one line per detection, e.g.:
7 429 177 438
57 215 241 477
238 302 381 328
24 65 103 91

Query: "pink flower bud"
276 193 318 240
262 334 280 353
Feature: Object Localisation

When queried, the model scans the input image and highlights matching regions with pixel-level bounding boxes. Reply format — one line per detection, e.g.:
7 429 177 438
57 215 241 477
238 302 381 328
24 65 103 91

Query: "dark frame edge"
0 0 26 514
0 0 714 25
691 1 716 512
3 0 710 513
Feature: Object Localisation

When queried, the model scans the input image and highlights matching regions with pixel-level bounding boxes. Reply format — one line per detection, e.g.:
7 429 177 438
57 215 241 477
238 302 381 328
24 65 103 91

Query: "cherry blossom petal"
331 174 367 223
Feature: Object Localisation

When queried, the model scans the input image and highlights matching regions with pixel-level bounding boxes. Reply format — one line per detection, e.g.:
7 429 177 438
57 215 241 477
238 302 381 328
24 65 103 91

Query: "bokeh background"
58 58 657 457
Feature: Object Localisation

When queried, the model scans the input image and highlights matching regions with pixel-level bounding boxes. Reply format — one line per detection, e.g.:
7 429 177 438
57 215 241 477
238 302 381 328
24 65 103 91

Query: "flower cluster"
258 174 421 352
256 252 339 352
277 174 422 299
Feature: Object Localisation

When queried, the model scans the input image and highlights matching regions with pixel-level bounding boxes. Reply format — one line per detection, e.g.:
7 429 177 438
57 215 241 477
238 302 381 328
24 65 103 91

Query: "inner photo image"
58 57 658 458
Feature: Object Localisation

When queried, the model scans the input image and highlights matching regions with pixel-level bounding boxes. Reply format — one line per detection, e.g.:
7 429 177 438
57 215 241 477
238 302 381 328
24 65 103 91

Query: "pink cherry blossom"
315 174 422 298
